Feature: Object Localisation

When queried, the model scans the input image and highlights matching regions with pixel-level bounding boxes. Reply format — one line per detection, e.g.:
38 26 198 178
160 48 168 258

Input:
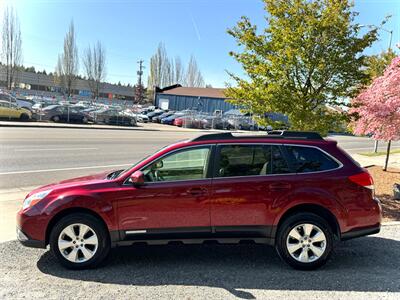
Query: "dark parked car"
198 115 227 129
17 131 381 270
92 109 137 126
152 111 174 123
160 112 187 125
41 105 89 123
146 110 165 120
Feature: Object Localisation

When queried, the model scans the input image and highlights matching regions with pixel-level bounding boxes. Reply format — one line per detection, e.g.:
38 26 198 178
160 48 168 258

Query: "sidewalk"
0 186 36 243
352 153 400 169
0 120 230 133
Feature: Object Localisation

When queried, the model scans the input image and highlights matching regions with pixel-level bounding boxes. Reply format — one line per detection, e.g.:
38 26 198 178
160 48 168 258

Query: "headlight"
22 190 51 210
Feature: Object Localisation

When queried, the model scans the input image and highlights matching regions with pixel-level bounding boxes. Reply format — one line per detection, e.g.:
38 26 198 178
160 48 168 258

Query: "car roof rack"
191 131 323 142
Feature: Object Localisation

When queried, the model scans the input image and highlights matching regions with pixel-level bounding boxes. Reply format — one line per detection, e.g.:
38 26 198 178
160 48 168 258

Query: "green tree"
226 0 378 134
364 49 397 82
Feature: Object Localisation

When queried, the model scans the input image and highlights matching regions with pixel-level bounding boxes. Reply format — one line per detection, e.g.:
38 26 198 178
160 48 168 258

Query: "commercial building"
0 66 135 101
154 84 288 123
154 84 235 113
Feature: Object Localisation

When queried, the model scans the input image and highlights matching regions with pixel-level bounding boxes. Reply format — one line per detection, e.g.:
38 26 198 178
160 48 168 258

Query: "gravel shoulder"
0 225 399 299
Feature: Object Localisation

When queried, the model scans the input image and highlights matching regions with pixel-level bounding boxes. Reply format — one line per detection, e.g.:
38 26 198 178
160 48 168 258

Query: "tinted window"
217 145 290 177
285 146 339 173
142 147 210 182
271 146 291 174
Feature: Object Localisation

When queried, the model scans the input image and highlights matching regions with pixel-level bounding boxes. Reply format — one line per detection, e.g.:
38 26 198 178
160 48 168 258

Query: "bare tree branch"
184 55 205 87
1 6 22 90
55 21 78 97
83 41 106 99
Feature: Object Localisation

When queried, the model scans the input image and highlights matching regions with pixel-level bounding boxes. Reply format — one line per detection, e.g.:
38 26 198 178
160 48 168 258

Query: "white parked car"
0 92 34 111
136 113 149 123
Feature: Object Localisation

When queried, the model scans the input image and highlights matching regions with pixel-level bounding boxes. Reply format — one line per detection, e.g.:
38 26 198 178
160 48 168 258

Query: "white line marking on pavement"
0 164 131 175
14 147 98 152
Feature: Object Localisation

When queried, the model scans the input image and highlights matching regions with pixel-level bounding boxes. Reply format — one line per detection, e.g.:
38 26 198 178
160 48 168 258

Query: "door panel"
211 175 292 227
116 179 211 230
0 106 10 118
210 144 293 232
116 145 214 234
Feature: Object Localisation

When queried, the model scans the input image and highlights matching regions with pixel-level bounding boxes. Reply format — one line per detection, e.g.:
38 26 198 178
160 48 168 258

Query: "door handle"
187 187 207 196
269 183 291 191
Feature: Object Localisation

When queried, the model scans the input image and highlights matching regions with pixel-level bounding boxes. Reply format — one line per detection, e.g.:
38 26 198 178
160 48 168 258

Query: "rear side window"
217 145 290 178
285 146 340 173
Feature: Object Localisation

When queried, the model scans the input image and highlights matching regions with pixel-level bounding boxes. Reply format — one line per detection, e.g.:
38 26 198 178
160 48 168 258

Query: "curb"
382 221 400 226
0 122 161 132
0 122 244 134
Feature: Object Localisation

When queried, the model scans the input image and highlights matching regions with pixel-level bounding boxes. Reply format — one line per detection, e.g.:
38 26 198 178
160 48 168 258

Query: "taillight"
348 170 374 190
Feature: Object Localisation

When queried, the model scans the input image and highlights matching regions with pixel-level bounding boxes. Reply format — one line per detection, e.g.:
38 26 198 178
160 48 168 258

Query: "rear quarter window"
285 146 340 173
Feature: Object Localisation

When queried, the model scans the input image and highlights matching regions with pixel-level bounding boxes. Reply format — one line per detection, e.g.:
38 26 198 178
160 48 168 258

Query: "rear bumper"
341 224 380 241
16 228 46 249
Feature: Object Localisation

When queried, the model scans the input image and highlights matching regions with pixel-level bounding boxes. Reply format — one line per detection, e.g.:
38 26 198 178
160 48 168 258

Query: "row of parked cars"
0 90 283 130
0 91 145 126
144 108 274 131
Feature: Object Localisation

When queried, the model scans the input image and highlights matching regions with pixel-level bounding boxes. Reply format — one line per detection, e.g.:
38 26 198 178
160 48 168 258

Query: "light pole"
358 24 393 50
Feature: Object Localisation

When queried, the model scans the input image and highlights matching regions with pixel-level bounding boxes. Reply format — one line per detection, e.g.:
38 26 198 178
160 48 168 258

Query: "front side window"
285 146 340 173
217 145 290 178
142 147 210 182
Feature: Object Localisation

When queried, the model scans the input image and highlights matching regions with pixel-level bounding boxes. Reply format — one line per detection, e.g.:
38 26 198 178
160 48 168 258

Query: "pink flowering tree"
351 56 400 171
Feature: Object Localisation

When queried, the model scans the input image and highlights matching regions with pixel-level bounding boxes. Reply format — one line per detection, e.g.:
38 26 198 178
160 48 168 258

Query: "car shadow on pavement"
37 236 400 299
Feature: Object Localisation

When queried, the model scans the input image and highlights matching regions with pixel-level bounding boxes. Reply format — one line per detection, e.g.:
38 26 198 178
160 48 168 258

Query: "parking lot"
1 126 400 299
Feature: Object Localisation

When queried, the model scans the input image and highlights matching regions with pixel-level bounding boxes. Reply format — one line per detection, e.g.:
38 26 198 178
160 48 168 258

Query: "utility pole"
136 60 145 103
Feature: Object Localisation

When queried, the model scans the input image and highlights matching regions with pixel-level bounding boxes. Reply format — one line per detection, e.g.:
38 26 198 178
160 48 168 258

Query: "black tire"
20 113 29 121
275 212 333 270
49 213 110 270
52 115 60 122
82 116 88 124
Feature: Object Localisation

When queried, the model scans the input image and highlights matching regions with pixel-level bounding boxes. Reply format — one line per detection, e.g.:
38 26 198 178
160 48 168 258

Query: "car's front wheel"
275 212 333 270
49 213 110 269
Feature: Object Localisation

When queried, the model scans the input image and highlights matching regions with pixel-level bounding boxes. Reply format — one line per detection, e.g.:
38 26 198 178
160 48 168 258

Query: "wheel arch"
45 207 112 246
273 203 341 241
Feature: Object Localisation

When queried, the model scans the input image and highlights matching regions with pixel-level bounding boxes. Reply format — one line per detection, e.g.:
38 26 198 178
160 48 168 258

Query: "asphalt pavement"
1 127 399 190
0 224 398 299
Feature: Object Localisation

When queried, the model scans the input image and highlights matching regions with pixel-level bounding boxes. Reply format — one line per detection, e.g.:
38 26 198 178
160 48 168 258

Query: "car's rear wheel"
49 213 110 269
275 212 333 270
19 113 30 121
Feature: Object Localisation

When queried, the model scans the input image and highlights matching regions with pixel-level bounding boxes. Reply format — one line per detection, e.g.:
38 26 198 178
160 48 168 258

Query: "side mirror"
129 171 145 186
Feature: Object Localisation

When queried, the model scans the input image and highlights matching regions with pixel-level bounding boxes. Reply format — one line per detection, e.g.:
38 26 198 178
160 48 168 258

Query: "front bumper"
16 228 46 248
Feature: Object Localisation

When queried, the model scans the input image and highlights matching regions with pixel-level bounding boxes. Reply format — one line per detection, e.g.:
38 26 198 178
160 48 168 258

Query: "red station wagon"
17 131 381 270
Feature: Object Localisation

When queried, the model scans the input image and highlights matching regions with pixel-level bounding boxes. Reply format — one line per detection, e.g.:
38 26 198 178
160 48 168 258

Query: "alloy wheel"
58 223 98 263
286 223 327 263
